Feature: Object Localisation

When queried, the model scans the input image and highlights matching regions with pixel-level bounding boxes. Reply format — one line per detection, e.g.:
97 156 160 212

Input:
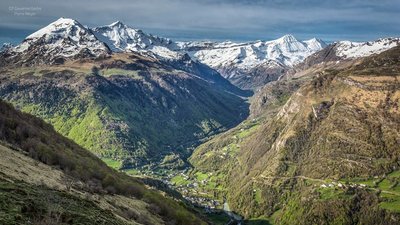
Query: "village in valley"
164 170 223 212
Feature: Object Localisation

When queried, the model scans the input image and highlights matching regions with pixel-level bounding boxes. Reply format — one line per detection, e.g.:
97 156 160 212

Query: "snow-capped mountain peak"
92 22 182 60
93 22 175 52
334 37 399 58
188 34 326 70
180 34 328 88
266 34 310 54
25 17 82 40
12 17 110 59
276 34 299 43
304 38 327 51
108 21 126 28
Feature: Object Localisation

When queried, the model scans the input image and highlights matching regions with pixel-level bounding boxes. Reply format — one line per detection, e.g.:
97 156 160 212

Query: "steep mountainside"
0 53 249 170
179 35 326 89
93 20 250 97
189 46 400 224
289 37 400 77
0 18 249 170
0 99 206 225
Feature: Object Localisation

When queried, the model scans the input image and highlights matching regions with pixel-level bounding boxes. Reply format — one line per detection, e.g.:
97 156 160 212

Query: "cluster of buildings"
320 181 367 189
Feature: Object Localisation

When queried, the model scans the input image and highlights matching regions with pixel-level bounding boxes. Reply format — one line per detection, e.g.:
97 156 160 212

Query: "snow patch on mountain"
335 38 400 59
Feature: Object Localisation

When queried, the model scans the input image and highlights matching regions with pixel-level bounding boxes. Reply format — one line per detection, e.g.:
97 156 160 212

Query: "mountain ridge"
177 34 327 89
286 37 400 78
1 17 328 89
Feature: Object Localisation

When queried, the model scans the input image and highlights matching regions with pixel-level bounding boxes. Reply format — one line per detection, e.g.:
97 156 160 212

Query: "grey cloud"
0 0 399 44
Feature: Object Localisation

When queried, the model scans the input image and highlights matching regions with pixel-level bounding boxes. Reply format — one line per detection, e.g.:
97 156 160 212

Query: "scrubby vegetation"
275 188 399 225
189 46 400 223
0 99 206 225
0 179 127 225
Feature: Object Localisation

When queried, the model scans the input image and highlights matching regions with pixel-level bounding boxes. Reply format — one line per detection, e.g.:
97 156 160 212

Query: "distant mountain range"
177 34 326 89
3 17 399 90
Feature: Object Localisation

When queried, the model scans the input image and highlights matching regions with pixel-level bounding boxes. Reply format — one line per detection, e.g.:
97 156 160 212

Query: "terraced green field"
340 170 400 212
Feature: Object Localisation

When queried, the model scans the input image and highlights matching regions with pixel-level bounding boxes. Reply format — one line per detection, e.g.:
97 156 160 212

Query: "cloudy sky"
1 0 399 44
